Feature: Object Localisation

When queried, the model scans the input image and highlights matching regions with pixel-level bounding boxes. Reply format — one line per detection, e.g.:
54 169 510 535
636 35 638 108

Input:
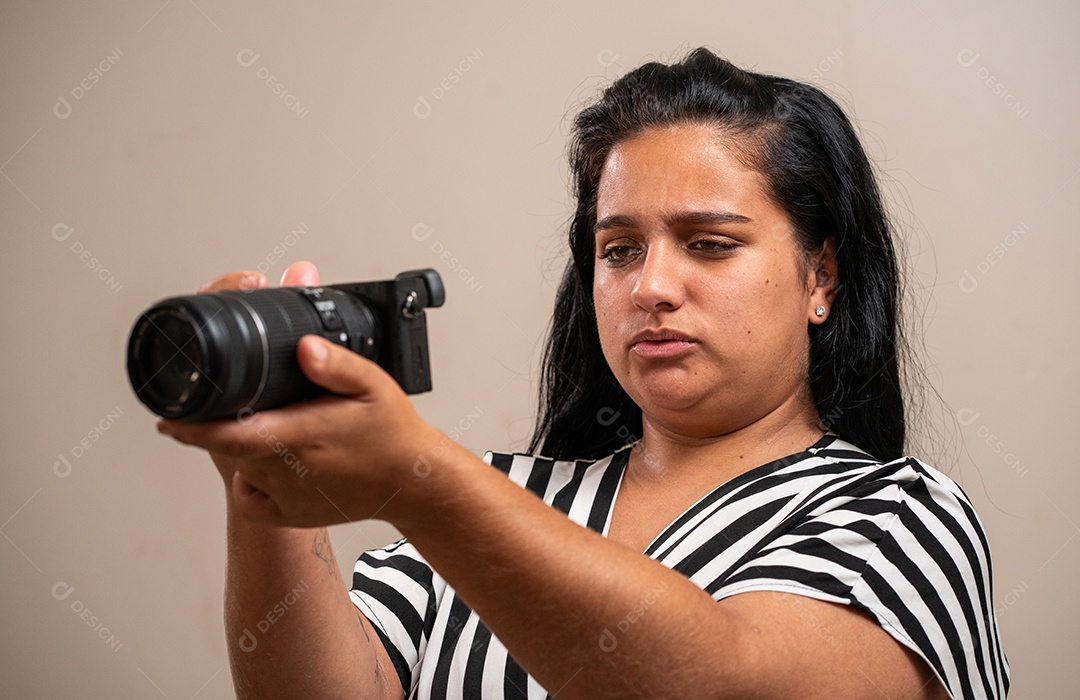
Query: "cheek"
593 292 618 352
721 262 808 340
593 282 629 370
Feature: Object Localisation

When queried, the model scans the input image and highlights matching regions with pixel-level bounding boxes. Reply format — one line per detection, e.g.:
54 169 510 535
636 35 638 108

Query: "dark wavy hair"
528 47 906 462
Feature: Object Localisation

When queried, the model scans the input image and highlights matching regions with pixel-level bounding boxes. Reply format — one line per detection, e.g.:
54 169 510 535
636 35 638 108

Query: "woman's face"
593 123 832 439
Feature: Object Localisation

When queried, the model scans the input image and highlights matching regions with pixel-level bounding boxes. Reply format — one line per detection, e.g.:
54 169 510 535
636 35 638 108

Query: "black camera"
126 269 444 421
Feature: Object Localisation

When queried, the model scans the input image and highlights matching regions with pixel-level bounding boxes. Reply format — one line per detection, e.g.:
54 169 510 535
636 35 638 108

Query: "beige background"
1 1 1075 697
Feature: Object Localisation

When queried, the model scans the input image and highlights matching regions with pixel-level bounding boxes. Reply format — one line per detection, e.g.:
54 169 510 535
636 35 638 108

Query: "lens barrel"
126 287 377 421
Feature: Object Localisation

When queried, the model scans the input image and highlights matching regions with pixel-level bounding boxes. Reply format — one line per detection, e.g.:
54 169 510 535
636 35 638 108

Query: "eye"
598 242 643 266
689 237 739 255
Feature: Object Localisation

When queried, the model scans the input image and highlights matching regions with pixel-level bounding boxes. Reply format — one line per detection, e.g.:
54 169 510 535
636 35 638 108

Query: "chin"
628 379 713 415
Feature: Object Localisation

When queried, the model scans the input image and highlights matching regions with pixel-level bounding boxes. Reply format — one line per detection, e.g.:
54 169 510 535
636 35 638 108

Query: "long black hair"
528 47 906 462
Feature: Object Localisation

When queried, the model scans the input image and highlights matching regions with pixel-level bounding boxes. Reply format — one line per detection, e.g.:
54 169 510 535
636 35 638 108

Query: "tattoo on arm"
311 529 337 577
355 609 381 687
312 531 382 689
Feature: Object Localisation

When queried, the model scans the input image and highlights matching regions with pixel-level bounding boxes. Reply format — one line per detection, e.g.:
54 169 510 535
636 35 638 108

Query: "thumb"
296 335 390 398
280 260 320 288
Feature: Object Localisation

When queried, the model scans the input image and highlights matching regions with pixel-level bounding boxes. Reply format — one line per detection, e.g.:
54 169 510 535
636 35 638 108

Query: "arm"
388 441 947 699
183 266 403 700
223 507 401 700
161 297 947 699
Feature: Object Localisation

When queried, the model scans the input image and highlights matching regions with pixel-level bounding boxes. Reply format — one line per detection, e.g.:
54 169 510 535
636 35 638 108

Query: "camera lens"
127 288 378 421
140 309 206 407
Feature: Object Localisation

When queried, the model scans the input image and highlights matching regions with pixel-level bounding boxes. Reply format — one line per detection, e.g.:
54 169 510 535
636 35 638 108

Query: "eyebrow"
593 210 754 233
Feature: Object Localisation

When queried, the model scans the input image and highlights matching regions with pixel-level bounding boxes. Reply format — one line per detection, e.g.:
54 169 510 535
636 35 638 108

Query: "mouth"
629 329 697 358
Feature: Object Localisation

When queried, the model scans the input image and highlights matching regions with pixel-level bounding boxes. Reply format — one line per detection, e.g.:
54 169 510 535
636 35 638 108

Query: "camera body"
126 269 444 421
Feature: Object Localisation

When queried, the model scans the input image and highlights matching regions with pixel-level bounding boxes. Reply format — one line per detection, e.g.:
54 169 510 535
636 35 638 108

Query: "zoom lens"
127 287 377 421
140 308 206 408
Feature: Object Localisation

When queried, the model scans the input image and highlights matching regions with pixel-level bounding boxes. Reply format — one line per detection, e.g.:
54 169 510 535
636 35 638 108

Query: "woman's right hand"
171 262 395 699
187 261 321 494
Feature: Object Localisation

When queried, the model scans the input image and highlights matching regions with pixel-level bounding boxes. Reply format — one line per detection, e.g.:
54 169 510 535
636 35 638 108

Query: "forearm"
391 442 749 699
224 503 389 700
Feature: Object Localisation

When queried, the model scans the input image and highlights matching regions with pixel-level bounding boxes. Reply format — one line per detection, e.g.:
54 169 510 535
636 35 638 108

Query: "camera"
126 269 444 421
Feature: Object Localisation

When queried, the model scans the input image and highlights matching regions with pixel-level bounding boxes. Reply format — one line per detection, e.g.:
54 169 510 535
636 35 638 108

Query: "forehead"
596 123 775 221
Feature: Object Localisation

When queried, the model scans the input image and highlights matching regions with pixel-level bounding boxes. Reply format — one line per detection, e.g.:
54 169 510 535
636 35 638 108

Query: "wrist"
382 426 478 534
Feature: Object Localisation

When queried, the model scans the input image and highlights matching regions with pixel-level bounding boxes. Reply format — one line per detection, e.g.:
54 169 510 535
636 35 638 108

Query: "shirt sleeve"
713 458 1008 700
350 537 448 697
347 452 510 696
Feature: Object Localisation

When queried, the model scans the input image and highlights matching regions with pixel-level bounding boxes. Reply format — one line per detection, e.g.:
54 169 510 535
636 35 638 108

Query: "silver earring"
815 305 826 317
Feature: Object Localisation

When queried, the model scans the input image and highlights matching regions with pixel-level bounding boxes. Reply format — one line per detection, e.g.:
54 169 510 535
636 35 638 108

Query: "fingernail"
240 273 261 289
308 338 328 364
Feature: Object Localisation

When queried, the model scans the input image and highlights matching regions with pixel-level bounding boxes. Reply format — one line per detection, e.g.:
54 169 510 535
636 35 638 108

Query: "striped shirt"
350 434 1009 699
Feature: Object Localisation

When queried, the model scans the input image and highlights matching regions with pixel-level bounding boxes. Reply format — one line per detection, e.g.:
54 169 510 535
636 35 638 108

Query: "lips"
629 328 697 358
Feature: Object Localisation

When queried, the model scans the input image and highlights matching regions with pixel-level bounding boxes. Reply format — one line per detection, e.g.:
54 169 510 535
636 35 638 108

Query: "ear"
808 236 838 325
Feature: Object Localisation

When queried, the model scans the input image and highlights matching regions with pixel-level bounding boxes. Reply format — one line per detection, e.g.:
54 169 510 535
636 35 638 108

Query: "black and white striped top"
350 435 1009 699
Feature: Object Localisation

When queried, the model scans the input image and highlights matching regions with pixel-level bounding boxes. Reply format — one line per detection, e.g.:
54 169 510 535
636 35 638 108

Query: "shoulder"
709 436 1008 699
770 435 981 527
483 448 625 474
483 448 629 495
840 441 989 558
483 448 630 532
763 436 995 578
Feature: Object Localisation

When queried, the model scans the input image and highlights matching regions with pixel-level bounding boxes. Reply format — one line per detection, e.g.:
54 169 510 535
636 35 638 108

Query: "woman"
160 48 1008 698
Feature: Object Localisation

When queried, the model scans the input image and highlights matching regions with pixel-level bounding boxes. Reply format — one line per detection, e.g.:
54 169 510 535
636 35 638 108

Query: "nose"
630 243 685 312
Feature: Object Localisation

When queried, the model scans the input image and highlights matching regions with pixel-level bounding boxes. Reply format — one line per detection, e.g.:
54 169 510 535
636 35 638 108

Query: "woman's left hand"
158 333 444 528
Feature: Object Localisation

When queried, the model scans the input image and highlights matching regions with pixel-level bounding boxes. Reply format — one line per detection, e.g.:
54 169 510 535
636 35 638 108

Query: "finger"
197 270 268 294
296 334 391 398
157 416 263 456
280 260 320 288
231 463 275 497
208 451 241 483
231 472 281 523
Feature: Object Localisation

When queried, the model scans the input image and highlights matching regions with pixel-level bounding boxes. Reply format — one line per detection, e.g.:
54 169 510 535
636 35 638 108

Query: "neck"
630 395 825 486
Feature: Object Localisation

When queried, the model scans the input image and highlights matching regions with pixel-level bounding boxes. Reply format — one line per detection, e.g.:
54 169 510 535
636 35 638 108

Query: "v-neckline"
599 434 836 556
